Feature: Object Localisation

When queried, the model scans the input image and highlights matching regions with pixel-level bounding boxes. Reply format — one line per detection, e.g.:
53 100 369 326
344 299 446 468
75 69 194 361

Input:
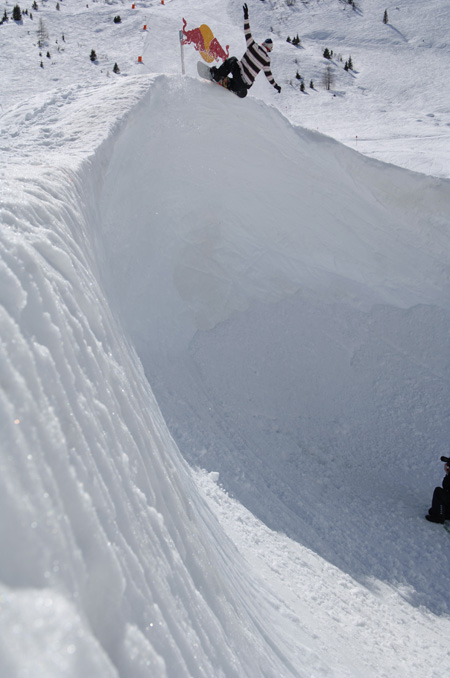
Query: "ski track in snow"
1 0 450 676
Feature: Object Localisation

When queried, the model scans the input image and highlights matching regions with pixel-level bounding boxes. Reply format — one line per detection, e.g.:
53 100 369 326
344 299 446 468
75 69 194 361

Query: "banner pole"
179 30 185 74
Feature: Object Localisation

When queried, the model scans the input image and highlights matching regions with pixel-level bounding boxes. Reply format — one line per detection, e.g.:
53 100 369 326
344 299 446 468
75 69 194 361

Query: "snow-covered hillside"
1 0 450 676
2 0 450 176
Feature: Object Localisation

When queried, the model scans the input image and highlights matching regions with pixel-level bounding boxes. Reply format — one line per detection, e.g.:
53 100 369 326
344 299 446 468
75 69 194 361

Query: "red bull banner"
181 18 229 63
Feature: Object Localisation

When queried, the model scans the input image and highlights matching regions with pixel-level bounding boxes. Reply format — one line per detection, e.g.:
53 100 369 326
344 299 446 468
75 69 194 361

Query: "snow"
1 0 450 676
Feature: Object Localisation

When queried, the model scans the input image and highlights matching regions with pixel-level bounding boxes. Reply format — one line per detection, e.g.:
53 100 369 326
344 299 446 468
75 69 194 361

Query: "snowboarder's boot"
426 512 444 523
210 66 220 82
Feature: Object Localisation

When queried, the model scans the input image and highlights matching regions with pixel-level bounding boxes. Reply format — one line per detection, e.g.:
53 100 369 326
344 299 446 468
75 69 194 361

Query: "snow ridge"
0 77 312 677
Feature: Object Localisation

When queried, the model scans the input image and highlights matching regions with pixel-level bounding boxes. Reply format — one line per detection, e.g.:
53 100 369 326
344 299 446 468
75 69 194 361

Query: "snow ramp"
1 72 450 677
98 74 450 600
0 75 323 678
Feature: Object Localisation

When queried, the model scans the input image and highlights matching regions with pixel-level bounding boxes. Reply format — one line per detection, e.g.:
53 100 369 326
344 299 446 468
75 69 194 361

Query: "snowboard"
197 61 232 93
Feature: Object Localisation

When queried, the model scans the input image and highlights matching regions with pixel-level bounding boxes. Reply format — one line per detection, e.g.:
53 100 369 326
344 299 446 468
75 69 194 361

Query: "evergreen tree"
310 80 314 89
32 0 38 8
295 70 301 80
90 49 97 62
322 64 334 91
12 5 22 21
37 17 48 47
300 81 305 92
114 15 121 23
113 62 120 74
383 9 389 24
323 48 331 60
348 55 353 70
344 61 349 71
2 8 8 22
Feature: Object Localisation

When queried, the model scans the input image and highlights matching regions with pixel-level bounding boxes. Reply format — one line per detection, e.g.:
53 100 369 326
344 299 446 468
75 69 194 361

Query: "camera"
441 456 450 464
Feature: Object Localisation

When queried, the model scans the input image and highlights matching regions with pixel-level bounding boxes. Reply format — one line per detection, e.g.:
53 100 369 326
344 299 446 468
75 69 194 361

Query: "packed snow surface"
1 0 450 676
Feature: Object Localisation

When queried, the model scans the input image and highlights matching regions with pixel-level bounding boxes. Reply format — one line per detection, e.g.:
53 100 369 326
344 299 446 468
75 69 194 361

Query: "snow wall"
98 76 450 609
1 73 450 677
0 75 316 678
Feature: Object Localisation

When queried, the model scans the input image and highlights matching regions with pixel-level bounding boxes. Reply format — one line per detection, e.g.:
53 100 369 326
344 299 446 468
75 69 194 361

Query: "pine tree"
12 5 22 21
113 62 120 74
310 80 314 89
90 49 97 62
37 17 48 47
322 64 334 91
300 81 305 92
323 48 331 60
32 0 38 8
348 55 353 70
295 70 301 80
344 61 349 71
383 9 389 24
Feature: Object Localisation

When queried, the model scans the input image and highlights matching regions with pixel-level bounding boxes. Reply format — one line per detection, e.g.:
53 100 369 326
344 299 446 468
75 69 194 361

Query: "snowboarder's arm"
243 4 254 47
263 65 281 92
244 19 253 47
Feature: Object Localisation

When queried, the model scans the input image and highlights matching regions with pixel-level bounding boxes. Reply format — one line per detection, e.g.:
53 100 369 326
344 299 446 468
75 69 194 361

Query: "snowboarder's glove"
275 84 281 94
243 3 249 19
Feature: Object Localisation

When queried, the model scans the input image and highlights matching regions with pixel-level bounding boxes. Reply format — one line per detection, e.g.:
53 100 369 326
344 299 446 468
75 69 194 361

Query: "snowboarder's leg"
226 58 249 98
210 57 235 82
211 57 248 97
426 487 447 523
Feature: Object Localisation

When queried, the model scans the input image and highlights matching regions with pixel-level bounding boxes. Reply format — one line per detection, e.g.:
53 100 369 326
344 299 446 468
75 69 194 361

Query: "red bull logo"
181 18 229 63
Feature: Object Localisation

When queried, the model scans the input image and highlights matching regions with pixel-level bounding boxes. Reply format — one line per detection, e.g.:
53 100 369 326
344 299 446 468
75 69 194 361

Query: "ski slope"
1 0 450 676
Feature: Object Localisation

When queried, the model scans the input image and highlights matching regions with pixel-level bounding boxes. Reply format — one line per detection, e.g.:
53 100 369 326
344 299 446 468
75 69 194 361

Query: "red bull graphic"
181 18 229 63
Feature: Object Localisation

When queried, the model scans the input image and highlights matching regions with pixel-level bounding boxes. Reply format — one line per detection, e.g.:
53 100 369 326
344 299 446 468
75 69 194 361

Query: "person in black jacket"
210 4 281 98
426 457 450 523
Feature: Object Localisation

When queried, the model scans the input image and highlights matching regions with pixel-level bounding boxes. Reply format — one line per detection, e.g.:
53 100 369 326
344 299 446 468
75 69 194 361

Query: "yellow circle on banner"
200 51 215 63
199 24 214 62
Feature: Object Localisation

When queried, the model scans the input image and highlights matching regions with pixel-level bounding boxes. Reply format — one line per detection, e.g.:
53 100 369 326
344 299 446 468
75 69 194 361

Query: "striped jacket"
239 19 279 90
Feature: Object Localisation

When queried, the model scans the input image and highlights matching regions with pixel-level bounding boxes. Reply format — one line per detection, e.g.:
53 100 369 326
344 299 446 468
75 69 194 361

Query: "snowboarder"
426 456 450 523
210 4 281 99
